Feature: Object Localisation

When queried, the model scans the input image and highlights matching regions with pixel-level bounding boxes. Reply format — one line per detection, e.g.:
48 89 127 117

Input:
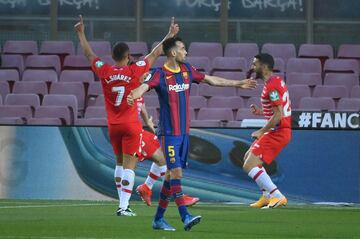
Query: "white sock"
145 163 166 189
260 167 270 199
248 166 283 199
120 169 135 210
114 165 123 207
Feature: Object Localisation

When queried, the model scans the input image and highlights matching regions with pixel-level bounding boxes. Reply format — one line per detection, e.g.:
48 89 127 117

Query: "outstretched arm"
145 17 179 67
203 75 257 89
127 84 150 106
74 15 97 63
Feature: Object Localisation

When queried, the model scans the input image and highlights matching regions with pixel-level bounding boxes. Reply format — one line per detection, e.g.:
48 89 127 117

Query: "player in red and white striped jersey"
243 53 292 209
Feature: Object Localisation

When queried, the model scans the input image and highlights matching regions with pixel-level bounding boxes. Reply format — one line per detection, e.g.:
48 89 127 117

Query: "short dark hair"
112 42 129 61
254 53 274 70
162 37 183 56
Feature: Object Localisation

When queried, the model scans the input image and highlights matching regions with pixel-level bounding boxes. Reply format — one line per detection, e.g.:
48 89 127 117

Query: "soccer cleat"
250 195 270 208
152 218 176 231
183 194 200 207
183 214 202 231
136 184 152 206
116 207 137 216
267 196 288 209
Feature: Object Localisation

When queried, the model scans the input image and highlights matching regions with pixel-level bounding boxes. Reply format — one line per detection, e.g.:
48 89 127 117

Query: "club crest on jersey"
168 83 189 92
95 60 104 68
182 72 188 79
269 91 280 101
136 61 146 67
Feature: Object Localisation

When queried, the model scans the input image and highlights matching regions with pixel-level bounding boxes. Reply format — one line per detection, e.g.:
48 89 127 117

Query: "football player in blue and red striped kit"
128 37 257 231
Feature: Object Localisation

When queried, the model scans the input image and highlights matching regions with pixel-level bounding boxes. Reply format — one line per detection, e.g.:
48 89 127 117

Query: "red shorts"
108 122 143 157
250 128 291 164
138 130 161 161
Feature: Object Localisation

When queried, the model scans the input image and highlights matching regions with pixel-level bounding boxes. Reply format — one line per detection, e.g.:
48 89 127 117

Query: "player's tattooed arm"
140 103 156 134
127 84 150 106
74 15 97 63
203 75 257 89
251 105 282 139
145 17 179 67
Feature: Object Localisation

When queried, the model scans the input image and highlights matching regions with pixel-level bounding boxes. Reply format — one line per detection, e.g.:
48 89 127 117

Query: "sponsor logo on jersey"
136 61 146 67
269 91 280 101
168 83 189 92
106 74 131 84
95 60 104 68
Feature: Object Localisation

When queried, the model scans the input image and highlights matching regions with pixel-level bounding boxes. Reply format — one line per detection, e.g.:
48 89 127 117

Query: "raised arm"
145 17 179 67
74 15 97 63
203 75 257 89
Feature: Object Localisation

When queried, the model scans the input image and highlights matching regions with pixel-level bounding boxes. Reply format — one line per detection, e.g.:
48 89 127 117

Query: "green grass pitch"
0 200 359 239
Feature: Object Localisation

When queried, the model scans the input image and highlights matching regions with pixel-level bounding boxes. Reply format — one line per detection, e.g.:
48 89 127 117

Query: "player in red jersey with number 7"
243 53 292 209
75 15 179 216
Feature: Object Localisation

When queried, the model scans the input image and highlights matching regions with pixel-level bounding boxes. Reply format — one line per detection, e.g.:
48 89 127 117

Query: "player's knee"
170 168 182 179
121 180 129 186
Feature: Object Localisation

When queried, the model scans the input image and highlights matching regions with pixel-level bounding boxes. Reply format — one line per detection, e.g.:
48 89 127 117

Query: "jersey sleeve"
91 58 112 79
144 69 161 90
130 58 151 79
189 65 205 84
267 82 283 107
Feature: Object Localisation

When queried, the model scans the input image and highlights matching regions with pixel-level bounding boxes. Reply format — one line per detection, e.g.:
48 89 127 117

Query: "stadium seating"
34 106 71 125
337 44 360 61
0 40 359 126
0 69 20 82
77 41 111 57
299 97 336 111
211 57 247 75
208 96 244 109
298 44 333 62
286 72 322 86
50 82 85 112
186 56 211 73
261 43 296 63
25 55 61 75
3 40 38 55
60 70 95 83
224 43 259 66
337 98 360 111
0 82 10 101
42 94 78 124
1 54 25 73
323 73 358 93
5 94 40 113
313 85 348 99
189 96 207 110
188 42 223 61
63 55 91 70
126 41 148 58
22 69 58 83
286 58 322 74
287 85 311 109
324 59 359 76
13 81 48 98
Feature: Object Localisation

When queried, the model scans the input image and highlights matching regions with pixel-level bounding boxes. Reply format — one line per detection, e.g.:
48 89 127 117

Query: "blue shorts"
159 135 189 170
